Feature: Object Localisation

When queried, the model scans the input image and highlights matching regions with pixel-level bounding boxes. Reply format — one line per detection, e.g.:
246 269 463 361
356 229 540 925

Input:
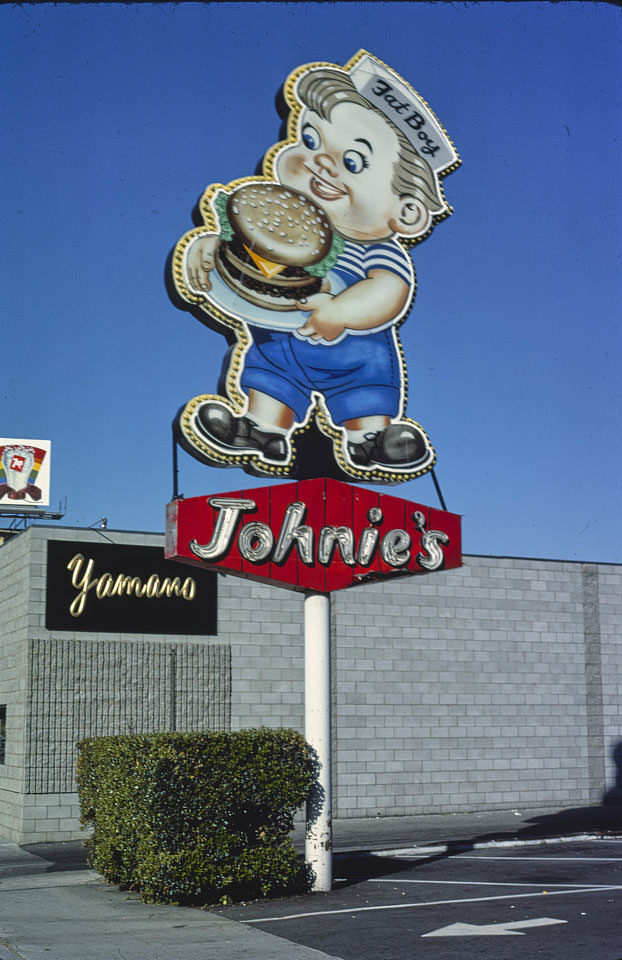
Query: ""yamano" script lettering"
66 553 196 617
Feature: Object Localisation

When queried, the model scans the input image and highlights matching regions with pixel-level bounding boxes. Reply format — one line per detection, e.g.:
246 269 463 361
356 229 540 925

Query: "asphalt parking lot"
214 838 622 960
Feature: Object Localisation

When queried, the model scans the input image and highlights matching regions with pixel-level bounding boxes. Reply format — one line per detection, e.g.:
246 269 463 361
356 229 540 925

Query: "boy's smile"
276 101 403 242
307 169 348 202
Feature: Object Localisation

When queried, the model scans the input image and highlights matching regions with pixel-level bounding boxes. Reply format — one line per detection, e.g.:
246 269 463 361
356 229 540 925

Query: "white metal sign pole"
304 590 332 892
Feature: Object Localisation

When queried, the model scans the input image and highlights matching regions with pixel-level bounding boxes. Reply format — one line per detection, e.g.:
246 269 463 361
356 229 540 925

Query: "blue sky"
2 2 620 563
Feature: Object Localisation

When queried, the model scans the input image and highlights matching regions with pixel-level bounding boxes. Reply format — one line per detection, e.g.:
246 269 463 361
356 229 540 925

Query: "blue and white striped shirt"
333 239 413 288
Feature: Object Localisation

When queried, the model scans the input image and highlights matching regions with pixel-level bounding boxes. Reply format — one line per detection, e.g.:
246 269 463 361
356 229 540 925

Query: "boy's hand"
296 271 409 340
185 234 219 293
296 293 346 342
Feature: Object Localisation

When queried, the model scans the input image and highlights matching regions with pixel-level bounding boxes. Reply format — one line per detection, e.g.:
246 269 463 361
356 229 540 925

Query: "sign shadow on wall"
604 741 622 805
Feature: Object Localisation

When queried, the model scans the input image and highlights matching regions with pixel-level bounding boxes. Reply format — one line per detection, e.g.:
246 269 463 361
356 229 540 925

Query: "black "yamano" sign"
46 540 217 635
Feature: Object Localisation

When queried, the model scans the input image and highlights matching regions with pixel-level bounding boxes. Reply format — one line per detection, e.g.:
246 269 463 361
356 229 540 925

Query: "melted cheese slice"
243 244 287 279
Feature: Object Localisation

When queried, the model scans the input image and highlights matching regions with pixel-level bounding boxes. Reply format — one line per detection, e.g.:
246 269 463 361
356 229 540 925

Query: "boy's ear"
390 196 431 238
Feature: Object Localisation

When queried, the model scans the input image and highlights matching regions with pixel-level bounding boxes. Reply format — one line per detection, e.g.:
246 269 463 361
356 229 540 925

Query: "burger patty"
227 235 314 281
218 239 321 302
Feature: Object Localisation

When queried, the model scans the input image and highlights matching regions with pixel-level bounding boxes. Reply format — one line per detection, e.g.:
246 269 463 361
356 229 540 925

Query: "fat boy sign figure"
172 51 460 484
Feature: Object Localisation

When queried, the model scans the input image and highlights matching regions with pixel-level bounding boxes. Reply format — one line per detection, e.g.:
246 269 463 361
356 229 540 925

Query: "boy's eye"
301 124 321 151
343 150 369 174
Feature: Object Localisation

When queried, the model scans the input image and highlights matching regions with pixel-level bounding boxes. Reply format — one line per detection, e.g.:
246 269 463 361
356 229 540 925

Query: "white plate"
206 266 346 331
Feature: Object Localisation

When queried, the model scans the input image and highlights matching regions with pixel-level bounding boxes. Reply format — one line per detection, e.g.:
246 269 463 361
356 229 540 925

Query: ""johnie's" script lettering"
67 553 196 617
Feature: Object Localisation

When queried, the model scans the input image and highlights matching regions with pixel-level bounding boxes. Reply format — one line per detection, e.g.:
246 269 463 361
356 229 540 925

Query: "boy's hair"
296 68 445 215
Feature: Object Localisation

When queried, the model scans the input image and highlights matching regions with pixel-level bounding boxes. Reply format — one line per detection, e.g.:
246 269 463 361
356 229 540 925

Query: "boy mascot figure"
172 50 460 484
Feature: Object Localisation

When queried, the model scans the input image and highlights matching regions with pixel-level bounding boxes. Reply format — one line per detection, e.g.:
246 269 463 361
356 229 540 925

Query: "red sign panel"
166 479 461 594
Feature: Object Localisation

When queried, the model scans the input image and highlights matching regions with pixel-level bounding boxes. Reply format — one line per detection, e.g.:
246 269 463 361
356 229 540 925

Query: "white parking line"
372 879 615 888
243 884 622 924
455 855 622 862
376 835 621 858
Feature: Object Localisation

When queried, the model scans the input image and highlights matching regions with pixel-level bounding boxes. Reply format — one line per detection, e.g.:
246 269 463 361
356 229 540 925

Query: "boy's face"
276 101 403 242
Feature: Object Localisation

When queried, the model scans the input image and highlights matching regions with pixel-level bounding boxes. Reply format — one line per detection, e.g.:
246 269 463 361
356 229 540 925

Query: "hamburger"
215 182 334 311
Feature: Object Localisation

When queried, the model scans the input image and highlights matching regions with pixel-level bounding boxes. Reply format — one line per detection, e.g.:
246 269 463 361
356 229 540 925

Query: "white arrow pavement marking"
423 917 567 937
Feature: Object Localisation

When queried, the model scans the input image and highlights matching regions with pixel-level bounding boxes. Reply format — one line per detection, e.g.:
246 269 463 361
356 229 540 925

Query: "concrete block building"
1 524 620 843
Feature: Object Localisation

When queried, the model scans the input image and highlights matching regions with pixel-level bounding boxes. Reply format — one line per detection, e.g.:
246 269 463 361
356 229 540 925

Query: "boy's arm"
296 270 410 342
184 233 220 293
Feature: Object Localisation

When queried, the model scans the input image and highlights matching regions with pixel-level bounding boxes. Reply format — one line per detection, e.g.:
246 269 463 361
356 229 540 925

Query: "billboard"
46 541 217 634
171 50 459 485
0 439 51 506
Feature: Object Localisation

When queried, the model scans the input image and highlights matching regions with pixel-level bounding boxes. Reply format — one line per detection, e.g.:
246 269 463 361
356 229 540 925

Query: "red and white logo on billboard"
0 439 51 505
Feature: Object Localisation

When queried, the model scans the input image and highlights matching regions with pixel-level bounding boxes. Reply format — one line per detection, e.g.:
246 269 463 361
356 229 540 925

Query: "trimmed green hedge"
77 728 314 904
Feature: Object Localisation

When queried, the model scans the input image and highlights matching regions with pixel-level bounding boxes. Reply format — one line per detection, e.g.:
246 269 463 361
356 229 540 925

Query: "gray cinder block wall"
226 558 621 819
0 525 620 842
0 527 230 843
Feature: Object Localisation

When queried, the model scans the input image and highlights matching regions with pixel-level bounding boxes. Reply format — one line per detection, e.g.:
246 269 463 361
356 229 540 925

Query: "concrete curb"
368 833 620 858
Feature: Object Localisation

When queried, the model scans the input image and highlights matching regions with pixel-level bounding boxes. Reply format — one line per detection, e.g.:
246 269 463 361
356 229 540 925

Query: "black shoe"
348 422 428 469
195 402 289 462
